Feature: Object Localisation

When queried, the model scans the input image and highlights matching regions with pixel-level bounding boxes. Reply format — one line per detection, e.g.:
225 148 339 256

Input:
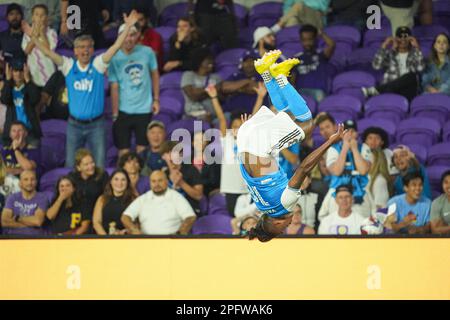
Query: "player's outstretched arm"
288 124 345 190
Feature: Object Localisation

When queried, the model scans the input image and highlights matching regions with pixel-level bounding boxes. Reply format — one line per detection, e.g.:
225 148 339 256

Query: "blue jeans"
66 117 106 168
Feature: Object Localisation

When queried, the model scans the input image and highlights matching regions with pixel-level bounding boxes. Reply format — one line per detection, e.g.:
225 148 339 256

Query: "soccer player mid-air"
237 50 345 242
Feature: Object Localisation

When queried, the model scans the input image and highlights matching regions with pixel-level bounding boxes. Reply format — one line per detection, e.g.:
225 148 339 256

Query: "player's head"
299 24 318 52
74 34 95 65
248 213 293 242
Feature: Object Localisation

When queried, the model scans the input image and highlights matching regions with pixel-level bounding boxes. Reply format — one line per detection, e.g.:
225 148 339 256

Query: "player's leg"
269 59 312 122
254 50 287 110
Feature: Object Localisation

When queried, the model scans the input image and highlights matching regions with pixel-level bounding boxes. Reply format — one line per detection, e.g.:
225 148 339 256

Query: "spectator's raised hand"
11 134 23 150
408 36 420 48
123 10 139 27
241 113 251 124
205 84 218 98
253 81 267 98
21 20 32 37
382 36 395 49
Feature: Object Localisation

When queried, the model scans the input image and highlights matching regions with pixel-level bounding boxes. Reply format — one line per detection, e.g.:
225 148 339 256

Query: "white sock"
275 75 288 88
261 71 272 83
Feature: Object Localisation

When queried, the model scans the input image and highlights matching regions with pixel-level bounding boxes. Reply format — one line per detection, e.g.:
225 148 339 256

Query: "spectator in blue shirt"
422 33 450 95
139 120 167 176
388 171 431 234
31 10 141 168
392 145 432 199
108 22 160 157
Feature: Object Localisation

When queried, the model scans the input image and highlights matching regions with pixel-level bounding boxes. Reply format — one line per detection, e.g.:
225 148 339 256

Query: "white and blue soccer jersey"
60 55 107 120
239 162 290 217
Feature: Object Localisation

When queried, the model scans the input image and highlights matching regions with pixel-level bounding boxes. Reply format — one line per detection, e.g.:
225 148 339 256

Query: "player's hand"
329 123 346 144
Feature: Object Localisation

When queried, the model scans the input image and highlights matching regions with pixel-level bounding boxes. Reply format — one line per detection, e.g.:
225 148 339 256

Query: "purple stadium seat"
345 47 383 81
166 118 211 137
396 117 441 148
216 65 239 81
152 112 173 128
208 193 227 211
248 1 282 29
301 94 317 116
363 27 392 48
413 25 448 42
324 25 361 50
318 94 362 122
364 94 409 123
238 27 255 49
276 26 299 47
39 168 72 192
329 51 347 73
0 20 7 32
42 191 55 204
332 71 375 103
433 1 450 31
312 130 326 150
0 4 10 17
357 117 397 145
104 27 118 45
105 120 114 150
105 167 115 176
56 48 74 57
154 26 176 42
234 3 248 28
391 143 428 164
427 165 449 195
159 2 188 27
444 121 450 142
223 92 258 114
191 214 232 235
199 196 209 216
160 71 183 91
278 42 302 58
160 96 183 119
427 143 450 166
216 48 248 69
41 119 68 137
106 146 118 168
410 93 450 126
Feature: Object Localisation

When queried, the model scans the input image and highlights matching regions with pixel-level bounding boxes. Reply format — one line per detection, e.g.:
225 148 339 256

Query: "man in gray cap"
139 120 167 176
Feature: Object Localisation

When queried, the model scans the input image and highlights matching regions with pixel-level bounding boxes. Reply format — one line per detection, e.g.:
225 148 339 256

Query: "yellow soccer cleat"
269 58 301 78
254 49 283 74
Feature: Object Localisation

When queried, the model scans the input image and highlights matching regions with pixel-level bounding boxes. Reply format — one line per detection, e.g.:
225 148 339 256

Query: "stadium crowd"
0 0 449 237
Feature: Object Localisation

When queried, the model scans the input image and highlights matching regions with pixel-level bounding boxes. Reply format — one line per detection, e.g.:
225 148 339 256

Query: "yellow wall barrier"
1 238 449 299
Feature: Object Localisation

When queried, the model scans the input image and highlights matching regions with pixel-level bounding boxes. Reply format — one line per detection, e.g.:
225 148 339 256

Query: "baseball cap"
253 27 273 48
10 60 24 71
343 119 357 131
395 26 412 38
335 184 353 196
6 3 23 17
147 120 165 131
118 23 138 35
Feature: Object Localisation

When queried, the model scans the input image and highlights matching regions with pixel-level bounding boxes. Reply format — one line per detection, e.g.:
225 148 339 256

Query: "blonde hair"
368 149 393 196
0 155 5 186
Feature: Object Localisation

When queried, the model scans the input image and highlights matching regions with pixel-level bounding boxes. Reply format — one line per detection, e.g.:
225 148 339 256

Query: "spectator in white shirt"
318 185 366 235
121 170 196 235
21 4 58 87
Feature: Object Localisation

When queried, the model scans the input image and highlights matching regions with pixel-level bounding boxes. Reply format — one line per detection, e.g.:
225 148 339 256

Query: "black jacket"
1 80 42 144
